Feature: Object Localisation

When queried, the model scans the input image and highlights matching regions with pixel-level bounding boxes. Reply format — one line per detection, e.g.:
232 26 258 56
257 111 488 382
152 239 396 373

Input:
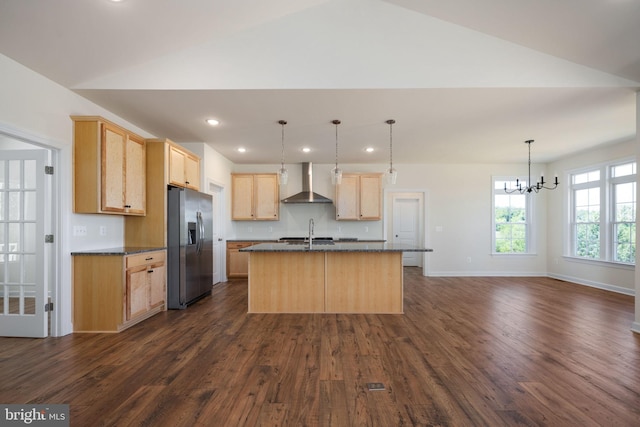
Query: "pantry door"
391 192 424 267
0 149 48 338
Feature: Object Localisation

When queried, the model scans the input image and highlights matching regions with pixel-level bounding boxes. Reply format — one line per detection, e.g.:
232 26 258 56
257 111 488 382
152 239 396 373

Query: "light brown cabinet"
124 139 201 248
73 250 166 332
72 116 146 215
335 173 382 220
169 144 200 190
227 241 253 278
231 173 279 220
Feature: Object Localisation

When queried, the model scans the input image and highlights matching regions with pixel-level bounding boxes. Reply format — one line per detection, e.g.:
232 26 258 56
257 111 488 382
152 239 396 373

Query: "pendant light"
330 119 343 185
277 120 288 185
385 119 397 185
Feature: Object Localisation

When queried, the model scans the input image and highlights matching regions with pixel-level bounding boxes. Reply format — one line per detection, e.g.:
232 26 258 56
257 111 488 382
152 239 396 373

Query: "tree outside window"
570 161 636 265
494 179 529 254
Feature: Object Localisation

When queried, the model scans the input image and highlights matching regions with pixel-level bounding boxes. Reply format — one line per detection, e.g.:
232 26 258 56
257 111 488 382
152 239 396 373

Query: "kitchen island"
240 242 432 314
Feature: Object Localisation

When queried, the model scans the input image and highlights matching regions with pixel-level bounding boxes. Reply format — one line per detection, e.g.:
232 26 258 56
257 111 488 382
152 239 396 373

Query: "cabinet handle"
185 181 190 184
145 257 153 260
147 269 154 273
124 205 131 208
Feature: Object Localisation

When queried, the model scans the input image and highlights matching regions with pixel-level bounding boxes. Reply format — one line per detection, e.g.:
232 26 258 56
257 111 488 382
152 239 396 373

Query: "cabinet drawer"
126 250 166 268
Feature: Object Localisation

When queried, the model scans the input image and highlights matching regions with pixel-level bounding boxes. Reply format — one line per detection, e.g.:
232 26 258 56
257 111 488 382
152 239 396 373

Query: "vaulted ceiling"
0 0 638 164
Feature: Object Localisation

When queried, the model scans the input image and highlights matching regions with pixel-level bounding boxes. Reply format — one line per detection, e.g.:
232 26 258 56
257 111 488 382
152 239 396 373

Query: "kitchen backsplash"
230 203 383 240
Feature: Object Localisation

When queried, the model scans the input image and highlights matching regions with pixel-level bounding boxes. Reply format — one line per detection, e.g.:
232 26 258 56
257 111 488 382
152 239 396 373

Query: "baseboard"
426 271 635 297
547 273 635 296
429 271 547 277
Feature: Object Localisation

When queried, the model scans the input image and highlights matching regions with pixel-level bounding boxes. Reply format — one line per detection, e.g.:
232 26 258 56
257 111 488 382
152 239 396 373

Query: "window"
570 160 636 264
493 178 531 254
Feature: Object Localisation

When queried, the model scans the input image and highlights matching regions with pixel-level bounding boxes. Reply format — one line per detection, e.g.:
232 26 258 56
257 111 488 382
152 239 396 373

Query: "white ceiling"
0 0 638 165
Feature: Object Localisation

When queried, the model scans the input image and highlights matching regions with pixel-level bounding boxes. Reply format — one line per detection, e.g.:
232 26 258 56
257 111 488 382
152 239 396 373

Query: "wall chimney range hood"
282 162 333 204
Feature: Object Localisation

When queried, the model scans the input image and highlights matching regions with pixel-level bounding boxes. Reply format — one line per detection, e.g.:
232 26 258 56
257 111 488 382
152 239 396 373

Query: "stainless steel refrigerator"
167 186 213 309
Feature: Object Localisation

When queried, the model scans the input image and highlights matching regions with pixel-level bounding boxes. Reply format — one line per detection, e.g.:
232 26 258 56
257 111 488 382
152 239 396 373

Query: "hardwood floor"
2 269 640 426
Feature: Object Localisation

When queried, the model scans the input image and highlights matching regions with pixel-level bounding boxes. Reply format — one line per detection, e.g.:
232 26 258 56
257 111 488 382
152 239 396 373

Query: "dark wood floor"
2 268 640 426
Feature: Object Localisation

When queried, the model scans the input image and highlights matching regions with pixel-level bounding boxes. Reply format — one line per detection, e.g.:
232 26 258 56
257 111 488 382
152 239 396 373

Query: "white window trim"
566 157 636 266
491 176 536 255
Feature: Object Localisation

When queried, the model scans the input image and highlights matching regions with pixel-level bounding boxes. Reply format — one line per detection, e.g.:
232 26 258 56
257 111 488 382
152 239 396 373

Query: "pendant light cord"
332 120 341 169
279 120 287 169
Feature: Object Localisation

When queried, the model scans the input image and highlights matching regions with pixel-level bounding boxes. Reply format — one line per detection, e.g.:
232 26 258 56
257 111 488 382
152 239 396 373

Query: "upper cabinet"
124 139 202 247
335 173 382 221
168 144 200 190
72 116 146 216
231 173 279 220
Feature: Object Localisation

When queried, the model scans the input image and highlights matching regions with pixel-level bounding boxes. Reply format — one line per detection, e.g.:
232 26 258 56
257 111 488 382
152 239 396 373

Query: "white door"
208 182 223 285
392 194 422 267
0 149 49 337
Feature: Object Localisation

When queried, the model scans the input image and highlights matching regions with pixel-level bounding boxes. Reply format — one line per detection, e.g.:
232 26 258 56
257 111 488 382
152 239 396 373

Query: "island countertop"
240 242 433 253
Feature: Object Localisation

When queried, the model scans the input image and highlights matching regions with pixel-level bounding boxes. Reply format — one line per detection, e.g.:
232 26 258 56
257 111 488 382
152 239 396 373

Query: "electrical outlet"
466 257 472 263
99 226 107 236
73 226 87 237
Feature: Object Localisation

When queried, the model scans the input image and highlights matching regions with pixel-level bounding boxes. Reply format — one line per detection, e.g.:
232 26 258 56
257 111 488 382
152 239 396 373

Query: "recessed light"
365 147 374 153
302 147 311 153
206 119 220 126
237 147 246 153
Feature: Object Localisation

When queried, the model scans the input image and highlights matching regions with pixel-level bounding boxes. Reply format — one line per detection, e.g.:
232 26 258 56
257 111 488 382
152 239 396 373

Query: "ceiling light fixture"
302 147 311 153
237 147 246 153
385 119 397 185
206 118 220 126
277 120 288 186
365 147 374 153
504 139 558 194
330 120 343 185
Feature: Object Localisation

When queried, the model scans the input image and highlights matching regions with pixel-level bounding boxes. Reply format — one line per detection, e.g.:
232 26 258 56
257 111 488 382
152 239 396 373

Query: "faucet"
308 218 314 249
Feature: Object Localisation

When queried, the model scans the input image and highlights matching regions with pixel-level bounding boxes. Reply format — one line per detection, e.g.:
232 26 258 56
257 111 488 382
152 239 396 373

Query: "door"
207 182 223 285
0 149 48 337
392 193 423 267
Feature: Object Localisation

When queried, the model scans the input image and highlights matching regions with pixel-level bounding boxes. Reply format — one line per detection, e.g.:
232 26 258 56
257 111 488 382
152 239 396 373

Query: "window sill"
563 256 635 270
491 252 538 257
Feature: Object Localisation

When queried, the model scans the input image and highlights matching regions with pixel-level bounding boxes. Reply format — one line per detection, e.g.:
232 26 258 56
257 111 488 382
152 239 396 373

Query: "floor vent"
366 382 385 391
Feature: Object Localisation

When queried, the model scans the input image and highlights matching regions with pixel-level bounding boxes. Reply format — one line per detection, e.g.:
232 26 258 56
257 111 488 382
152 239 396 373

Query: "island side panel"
325 252 403 313
248 252 325 313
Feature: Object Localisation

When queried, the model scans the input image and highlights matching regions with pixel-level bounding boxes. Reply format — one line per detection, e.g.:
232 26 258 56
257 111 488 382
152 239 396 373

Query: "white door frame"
0 125 59 337
384 188 429 276
207 178 226 283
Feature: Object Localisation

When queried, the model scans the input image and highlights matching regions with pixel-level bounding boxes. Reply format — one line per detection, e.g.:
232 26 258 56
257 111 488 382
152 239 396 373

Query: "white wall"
0 54 157 336
231 161 550 276
547 138 636 294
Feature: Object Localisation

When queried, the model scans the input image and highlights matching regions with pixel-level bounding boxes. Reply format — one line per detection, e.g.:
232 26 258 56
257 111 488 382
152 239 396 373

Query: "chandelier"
504 139 558 194
277 120 288 185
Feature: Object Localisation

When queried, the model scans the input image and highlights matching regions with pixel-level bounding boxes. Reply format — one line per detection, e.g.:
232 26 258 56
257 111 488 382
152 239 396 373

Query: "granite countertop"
71 247 166 256
226 239 279 243
239 242 433 253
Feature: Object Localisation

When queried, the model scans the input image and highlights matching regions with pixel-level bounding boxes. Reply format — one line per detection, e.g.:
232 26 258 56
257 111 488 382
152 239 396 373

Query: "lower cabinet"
227 242 253 279
73 250 166 332
226 241 276 279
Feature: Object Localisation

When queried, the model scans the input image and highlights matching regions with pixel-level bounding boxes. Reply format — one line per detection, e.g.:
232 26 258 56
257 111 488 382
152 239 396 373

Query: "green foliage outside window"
495 206 526 253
